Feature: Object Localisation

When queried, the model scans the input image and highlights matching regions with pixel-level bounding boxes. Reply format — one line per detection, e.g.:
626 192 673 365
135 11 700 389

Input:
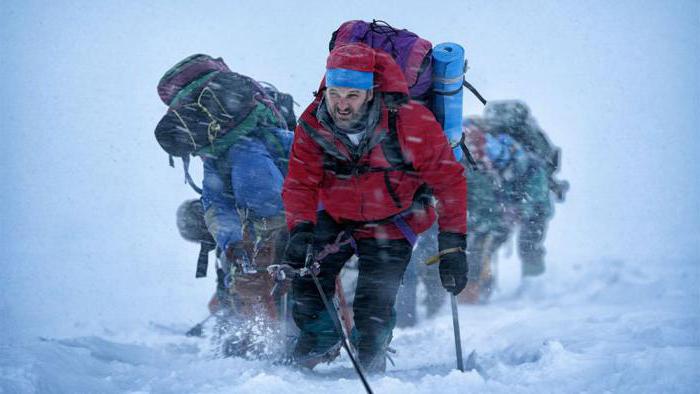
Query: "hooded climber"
197 82 294 357
281 43 467 373
156 53 296 357
483 100 568 281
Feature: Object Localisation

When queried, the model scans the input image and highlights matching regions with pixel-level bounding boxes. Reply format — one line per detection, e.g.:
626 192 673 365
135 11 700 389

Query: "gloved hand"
283 222 314 268
438 232 468 295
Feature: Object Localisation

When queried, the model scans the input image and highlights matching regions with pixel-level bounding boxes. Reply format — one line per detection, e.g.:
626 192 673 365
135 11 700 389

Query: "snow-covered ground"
2 253 697 393
2 1 698 393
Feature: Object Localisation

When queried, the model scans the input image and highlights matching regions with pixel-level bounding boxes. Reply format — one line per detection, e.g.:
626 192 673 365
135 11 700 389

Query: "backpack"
483 100 558 173
259 81 297 131
329 20 433 102
482 100 569 201
327 20 482 171
154 54 290 193
330 20 487 104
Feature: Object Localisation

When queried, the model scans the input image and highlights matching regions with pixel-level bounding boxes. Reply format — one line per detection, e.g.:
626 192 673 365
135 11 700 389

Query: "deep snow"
2 253 697 393
1 0 699 393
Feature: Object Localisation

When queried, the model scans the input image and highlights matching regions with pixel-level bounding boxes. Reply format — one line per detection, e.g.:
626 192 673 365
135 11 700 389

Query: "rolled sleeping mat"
431 42 465 160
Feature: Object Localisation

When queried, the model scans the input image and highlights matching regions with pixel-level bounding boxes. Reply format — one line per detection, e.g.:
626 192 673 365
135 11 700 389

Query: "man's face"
325 87 373 129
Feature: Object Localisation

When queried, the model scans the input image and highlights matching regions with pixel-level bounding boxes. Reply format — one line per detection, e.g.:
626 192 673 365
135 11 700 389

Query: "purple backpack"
157 54 231 107
329 20 433 101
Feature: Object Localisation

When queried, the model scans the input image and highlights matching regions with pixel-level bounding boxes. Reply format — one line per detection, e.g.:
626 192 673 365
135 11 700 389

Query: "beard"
330 101 370 131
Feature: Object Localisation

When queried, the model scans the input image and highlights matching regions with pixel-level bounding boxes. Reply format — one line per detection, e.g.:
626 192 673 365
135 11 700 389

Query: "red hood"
317 44 409 97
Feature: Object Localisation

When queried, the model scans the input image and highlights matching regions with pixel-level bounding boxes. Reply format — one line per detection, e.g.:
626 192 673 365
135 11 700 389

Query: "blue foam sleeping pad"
431 42 465 160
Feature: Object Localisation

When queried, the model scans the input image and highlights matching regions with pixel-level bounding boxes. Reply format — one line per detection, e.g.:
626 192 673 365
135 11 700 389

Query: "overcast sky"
1 0 698 338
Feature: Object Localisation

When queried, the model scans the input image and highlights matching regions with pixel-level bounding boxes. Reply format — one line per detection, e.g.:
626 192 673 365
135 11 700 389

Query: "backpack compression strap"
433 77 488 106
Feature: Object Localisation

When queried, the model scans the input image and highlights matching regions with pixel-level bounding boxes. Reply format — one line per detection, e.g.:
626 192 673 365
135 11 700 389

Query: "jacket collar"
316 95 385 160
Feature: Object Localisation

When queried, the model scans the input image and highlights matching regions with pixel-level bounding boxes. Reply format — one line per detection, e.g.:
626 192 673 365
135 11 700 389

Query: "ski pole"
450 293 464 372
305 245 374 394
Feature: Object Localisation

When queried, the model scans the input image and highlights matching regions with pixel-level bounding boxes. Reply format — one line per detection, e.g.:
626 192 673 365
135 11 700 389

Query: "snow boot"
353 328 393 374
359 349 387 374
290 331 342 369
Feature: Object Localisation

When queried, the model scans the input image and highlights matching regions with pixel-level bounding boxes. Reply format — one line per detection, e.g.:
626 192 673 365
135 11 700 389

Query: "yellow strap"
424 247 464 266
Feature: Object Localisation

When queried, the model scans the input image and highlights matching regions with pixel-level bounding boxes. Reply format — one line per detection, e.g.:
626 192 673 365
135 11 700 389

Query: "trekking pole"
334 276 355 339
305 245 374 394
269 266 290 347
281 291 289 351
185 313 214 337
450 294 465 372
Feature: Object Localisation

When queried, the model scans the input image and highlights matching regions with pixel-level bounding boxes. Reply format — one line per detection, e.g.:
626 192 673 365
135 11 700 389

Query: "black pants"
518 202 550 276
292 211 413 364
396 224 445 327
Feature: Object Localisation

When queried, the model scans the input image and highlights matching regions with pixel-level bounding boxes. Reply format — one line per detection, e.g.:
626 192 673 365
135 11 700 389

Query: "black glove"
438 232 468 295
283 222 314 268
550 179 570 202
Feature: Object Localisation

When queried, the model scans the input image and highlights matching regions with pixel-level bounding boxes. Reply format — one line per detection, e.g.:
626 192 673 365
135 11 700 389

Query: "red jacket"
283 48 467 239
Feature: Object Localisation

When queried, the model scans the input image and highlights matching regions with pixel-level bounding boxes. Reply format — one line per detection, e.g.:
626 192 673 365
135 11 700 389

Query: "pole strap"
424 247 465 266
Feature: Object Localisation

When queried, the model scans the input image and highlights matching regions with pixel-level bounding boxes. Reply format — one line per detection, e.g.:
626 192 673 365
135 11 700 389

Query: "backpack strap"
457 132 479 171
463 79 488 105
196 240 216 278
182 155 203 195
380 110 417 208
381 109 415 172
299 119 347 162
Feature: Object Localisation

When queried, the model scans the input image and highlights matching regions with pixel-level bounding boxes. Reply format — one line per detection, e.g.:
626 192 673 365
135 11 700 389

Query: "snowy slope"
1 0 699 393
2 254 697 393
